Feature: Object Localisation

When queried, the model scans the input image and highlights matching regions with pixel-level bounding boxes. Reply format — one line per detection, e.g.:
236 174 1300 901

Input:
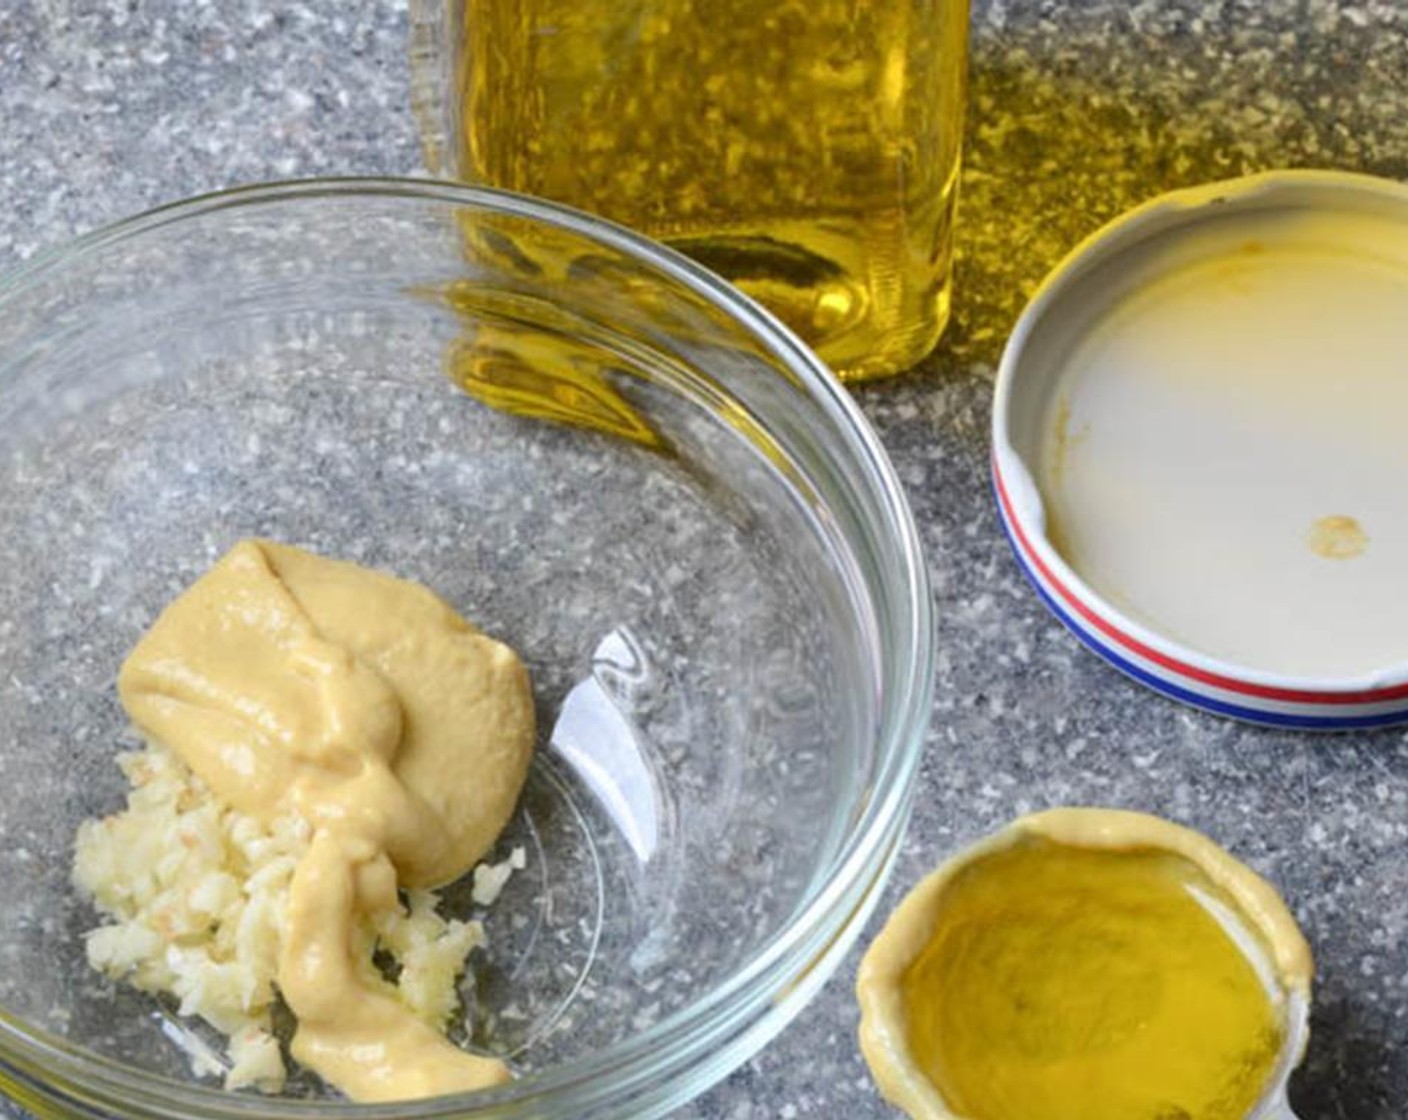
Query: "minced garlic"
74 741 498 1093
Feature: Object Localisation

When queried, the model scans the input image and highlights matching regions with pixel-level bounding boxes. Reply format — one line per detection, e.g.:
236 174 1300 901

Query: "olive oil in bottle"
450 0 970 380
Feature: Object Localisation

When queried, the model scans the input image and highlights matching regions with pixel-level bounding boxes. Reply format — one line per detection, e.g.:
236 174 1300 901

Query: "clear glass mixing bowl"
0 180 933 1120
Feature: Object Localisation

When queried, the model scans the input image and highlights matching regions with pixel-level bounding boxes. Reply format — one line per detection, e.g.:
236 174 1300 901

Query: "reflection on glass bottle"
442 0 970 380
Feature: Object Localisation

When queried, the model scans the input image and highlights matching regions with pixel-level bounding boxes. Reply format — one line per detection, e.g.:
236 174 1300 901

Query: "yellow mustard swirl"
118 539 535 1101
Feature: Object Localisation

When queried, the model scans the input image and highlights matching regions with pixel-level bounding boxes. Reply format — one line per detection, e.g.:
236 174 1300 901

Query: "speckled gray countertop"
3 0 1408 1116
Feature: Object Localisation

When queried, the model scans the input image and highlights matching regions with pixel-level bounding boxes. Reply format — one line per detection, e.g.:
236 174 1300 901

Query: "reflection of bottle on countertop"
413 0 971 381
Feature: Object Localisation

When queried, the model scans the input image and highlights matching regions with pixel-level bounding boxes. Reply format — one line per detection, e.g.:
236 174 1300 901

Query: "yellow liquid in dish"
902 838 1284 1120
453 0 969 380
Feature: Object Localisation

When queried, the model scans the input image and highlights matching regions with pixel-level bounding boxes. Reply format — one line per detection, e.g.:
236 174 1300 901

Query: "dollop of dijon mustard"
118 539 535 1102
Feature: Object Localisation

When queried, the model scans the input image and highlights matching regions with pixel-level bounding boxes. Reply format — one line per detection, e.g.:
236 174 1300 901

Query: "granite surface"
3 0 1408 1116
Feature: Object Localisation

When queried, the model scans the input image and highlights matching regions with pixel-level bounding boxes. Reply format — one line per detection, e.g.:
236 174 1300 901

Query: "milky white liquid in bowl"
1037 206 1408 679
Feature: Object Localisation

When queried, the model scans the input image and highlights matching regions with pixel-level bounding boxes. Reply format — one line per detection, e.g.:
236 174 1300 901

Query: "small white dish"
993 170 1408 728
856 808 1312 1120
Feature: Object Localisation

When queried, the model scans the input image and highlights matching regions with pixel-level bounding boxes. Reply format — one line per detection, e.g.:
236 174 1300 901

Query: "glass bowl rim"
0 176 936 1117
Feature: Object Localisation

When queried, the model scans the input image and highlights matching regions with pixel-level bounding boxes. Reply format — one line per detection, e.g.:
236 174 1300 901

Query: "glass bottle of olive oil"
413 0 970 381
